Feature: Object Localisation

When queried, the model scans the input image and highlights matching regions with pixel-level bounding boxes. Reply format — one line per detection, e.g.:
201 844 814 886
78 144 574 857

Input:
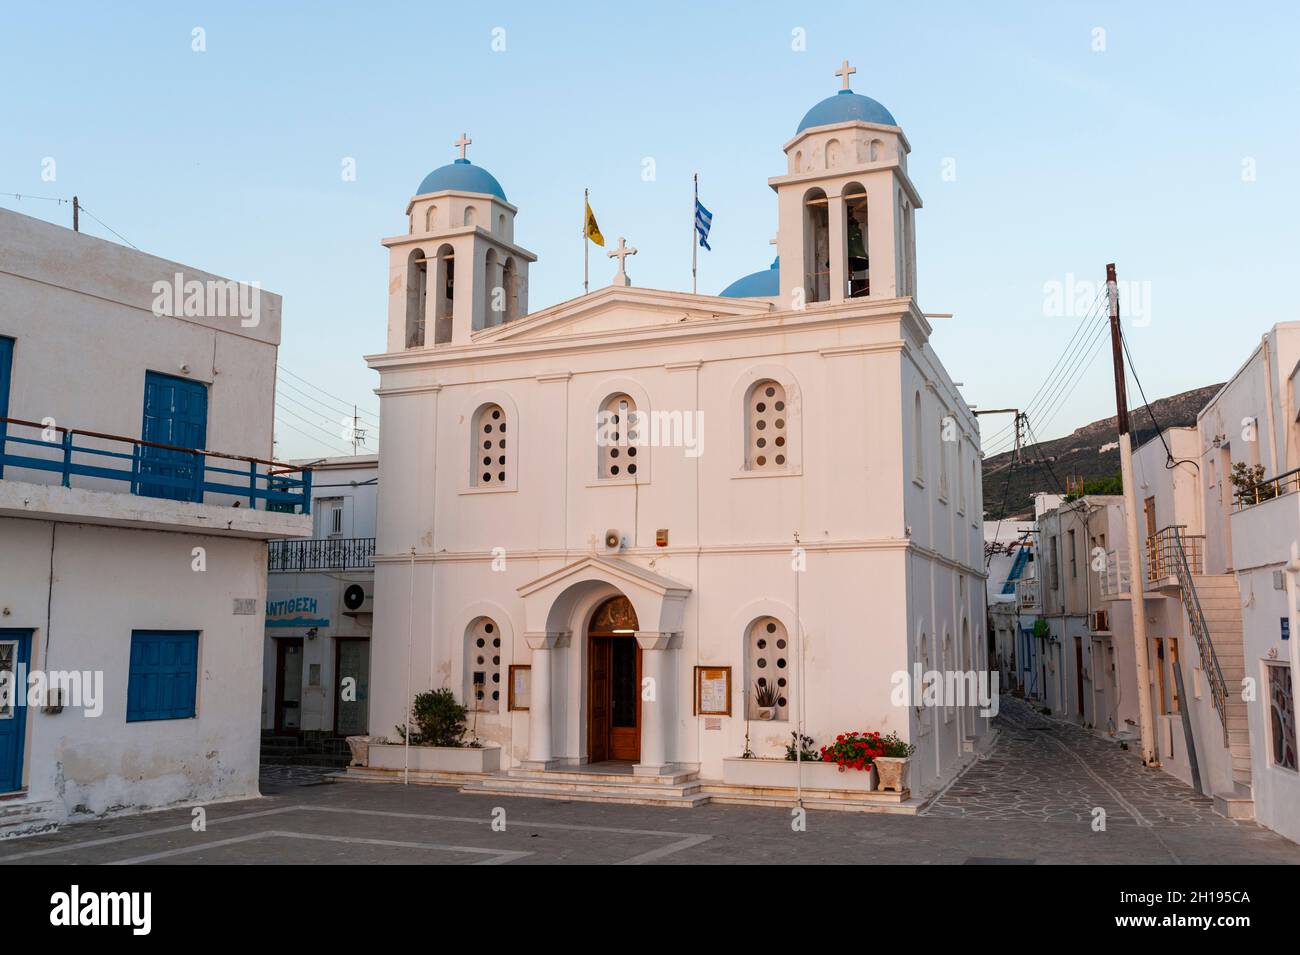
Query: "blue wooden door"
0 336 13 479
0 629 32 793
140 371 208 502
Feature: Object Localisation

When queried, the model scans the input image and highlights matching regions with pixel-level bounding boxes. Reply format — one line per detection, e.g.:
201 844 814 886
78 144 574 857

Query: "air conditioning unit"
603 529 625 552
342 582 373 616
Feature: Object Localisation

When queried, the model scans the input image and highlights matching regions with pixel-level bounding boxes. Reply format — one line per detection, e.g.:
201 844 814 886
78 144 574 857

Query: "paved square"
2 698 1297 865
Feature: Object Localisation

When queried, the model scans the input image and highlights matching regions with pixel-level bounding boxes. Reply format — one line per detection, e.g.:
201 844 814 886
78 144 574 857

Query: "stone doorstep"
505 766 696 786
1212 791 1255 821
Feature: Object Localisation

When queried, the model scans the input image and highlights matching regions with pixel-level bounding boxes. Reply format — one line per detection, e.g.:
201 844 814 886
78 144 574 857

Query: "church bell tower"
770 61 921 309
383 134 537 350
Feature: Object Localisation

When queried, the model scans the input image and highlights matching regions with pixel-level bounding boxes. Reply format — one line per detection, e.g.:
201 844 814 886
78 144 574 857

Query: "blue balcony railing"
0 415 311 514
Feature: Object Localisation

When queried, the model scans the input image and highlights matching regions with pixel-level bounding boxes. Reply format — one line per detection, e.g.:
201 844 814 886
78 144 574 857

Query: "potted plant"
752 681 779 720
819 731 885 774
365 689 501 774
872 730 916 794
785 731 819 761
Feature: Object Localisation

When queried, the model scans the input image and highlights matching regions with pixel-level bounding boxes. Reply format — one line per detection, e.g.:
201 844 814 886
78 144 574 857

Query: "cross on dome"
835 59 856 90
454 132 472 160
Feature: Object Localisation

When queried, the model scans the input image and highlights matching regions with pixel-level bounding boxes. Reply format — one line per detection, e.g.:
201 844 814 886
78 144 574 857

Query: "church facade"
365 66 987 796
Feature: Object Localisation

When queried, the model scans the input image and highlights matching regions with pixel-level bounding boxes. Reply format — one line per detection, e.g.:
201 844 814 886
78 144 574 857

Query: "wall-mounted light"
306 627 319 640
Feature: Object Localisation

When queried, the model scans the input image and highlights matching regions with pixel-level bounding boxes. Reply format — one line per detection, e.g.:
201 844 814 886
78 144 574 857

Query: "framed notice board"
693 666 732 716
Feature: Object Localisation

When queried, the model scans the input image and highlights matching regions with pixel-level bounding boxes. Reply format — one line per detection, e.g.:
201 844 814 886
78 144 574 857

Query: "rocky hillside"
982 384 1223 520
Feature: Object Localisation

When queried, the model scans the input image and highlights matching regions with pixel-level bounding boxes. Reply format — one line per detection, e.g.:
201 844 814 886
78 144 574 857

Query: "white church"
363 63 988 804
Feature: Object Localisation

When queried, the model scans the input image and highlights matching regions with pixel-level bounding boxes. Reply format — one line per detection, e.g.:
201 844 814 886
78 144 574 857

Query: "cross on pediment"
454 132 472 160
836 59 856 90
607 236 637 286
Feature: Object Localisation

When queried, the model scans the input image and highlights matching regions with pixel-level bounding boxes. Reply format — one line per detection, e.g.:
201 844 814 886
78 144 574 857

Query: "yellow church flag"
584 196 605 247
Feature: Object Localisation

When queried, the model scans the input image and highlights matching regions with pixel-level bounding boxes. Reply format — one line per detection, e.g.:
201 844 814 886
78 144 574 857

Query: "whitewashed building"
263 455 376 747
362 66 989 804
1190 325 1300 840
0 208 311 836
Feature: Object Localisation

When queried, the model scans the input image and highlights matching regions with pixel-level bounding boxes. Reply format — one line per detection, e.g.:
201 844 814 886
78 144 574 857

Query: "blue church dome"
796 89 896 133
416 159 507 201
720 257 780 298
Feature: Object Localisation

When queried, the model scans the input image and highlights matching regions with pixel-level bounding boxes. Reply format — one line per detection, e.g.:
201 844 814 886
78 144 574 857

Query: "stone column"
523 631 568 770
826 189 846 304
634 631 681 776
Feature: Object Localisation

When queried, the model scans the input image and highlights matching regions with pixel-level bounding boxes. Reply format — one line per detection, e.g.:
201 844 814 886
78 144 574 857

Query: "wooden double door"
587 597 641 762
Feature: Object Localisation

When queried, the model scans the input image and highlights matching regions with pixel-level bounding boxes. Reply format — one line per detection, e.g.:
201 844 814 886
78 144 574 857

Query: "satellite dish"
343 584 366 611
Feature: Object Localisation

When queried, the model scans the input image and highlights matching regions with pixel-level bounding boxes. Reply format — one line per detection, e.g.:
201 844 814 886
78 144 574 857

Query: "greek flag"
694 199 713 251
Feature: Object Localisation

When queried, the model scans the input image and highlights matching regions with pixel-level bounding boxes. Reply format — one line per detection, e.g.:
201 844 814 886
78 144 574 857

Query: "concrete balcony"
1014 577 1039 612
1099 548 1131 601
0 415 312 540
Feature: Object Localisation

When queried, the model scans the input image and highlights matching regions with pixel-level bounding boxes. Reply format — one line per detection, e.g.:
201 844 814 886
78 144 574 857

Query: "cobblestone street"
2 696 1296 865
925 696 1240 830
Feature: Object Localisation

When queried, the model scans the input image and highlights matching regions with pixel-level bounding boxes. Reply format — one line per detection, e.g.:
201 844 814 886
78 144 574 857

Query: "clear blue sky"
4 1 1297 460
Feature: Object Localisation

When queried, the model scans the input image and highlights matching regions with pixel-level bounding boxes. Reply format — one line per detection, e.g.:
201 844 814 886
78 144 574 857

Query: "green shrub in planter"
395 689 469 747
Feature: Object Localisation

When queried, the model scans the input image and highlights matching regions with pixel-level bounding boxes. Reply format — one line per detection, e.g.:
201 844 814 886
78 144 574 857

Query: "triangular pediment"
477 285 772 345
517 554 692 600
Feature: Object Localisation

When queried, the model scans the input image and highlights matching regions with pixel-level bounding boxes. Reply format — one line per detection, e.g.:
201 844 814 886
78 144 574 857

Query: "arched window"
497 213 506 235
938 418 950 501
597 393 639 479
503 256 519 323
746 380 788 470
825 138 841 169
463 206 477 227
465 617 502 712
844 182 869 298
943 629 954 722
433 243 454 345
747 616 790 721
802 188 829 304
425 205 437 232
913 391 924 482
472 403 510 486
405 248 427 348
957 441 965 513
792 149 803 174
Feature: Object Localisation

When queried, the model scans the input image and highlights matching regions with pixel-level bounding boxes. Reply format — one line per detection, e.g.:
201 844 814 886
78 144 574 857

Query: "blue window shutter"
127 631 199 722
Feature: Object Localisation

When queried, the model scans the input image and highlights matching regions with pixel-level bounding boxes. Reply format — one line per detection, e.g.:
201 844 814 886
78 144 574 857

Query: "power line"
1118 322 1199 475
273 417 352 457
981 286 1108 446
279 367 380 423
275 400 366 450
76 202 138 249
277 386 379 440
277 375 380 432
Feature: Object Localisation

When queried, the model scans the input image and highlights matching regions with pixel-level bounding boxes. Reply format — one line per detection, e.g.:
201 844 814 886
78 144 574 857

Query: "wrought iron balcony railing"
0 415 311 513
1146 525 1204 583
268 537 375 572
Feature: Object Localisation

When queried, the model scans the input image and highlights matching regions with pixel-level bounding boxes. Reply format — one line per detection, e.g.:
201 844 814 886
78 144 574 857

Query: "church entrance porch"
587 596 641 763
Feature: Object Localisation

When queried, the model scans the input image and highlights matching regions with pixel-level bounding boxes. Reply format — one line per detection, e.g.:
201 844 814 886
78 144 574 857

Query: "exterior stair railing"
1171 529 1230 747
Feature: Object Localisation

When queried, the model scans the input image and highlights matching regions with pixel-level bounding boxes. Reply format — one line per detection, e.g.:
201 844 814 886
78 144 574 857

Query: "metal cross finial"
835 59 856 90
454 132 472 160
607 236 637 269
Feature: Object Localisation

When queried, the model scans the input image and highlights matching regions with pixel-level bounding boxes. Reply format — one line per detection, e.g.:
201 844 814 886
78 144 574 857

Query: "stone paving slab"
1 703 1296 864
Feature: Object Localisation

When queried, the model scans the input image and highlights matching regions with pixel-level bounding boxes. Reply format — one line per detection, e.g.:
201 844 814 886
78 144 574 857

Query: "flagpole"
692 173 698 295
583 188 589 295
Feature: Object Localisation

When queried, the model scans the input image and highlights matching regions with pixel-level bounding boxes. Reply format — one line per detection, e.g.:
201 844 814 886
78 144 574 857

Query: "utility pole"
1107 262 1157 766
72 195 79 232
973 407 1024 462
